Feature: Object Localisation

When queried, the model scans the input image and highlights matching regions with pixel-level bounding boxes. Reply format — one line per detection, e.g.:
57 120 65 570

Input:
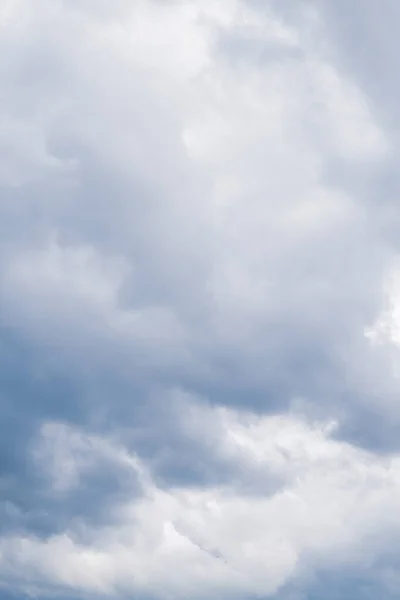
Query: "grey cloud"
1 0 400 598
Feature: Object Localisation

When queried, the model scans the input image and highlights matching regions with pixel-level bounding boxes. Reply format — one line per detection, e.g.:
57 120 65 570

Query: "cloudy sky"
2 0 400 599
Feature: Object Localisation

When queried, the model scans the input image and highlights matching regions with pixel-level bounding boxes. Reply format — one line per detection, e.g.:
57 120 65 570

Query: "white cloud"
3 403 400 599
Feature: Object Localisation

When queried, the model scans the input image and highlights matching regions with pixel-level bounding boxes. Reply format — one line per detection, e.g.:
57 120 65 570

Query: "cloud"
3 404 400 599
0 0 390 408
1 0 400 599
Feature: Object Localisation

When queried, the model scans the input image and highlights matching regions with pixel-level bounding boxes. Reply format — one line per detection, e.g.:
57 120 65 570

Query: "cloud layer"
1 1 400 599
5 406 400 600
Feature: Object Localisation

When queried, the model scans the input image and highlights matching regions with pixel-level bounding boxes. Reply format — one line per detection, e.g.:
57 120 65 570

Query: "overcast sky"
2 1 400 599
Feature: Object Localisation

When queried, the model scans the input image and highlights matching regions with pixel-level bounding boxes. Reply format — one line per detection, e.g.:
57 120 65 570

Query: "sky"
2 0 400 599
